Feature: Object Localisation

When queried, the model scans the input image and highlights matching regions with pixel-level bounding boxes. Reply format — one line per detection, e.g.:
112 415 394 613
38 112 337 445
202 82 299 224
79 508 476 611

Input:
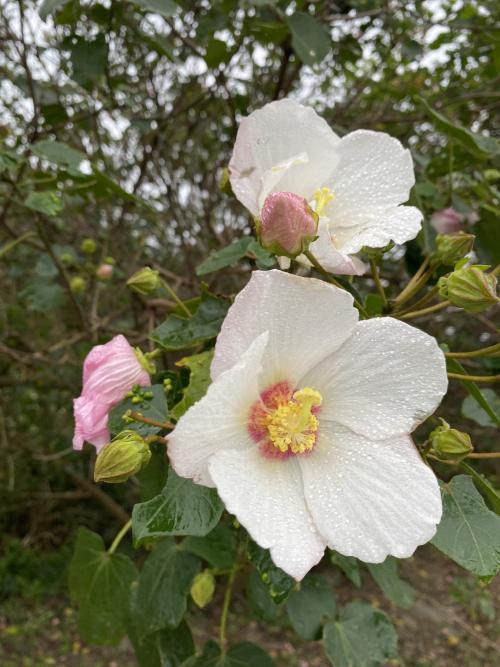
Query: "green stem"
128 410 174 430
160 279 191 318
445 342 500 359
219 556 239 651
369 258 388 309
396 284 439 316
108 519 132 554
398 300 450 320
448 372 500 384
392 257 433 308
467 452 500 459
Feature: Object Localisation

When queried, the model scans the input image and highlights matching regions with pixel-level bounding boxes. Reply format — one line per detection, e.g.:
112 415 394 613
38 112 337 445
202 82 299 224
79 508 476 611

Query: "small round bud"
430 419 473 461
60 253 76 267
70 276 86 293
258 191 318 258
439 265 499 313
96 263 114 280
104 256 116 265
190 570 216 609
80 238 97 255
434 232 475 266
94 430 151 484
127 267 161 295
430 207 464 235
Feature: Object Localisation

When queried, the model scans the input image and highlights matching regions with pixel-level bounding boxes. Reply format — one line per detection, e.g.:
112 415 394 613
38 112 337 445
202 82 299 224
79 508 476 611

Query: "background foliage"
1 0 499 665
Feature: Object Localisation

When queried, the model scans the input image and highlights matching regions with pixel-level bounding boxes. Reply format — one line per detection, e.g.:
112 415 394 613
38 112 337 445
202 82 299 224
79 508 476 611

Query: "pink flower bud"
73 335 151 451
96 263 114 280
259 192 318 257
430 207 465 235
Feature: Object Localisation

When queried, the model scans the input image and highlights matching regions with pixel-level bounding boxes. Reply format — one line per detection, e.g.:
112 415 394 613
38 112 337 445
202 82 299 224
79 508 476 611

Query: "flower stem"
395 284 439 316
219 555 239 651
445 342 500 359
392 257 434 308
160 279 191 318
447 372 500 384
369 259 388 309
467 452 500 459
128 410 174 430
398 300 450 320
108 518 132 554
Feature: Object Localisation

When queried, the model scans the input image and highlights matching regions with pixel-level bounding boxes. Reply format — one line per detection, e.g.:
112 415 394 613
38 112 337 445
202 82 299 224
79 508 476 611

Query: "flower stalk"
108 518 132 554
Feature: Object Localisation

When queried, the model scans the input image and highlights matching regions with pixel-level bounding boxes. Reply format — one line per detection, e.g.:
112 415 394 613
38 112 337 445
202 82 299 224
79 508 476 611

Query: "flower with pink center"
168 270 447 580
430 207 465 235
73 335 151 451
229 99 422 275
259 192 318 257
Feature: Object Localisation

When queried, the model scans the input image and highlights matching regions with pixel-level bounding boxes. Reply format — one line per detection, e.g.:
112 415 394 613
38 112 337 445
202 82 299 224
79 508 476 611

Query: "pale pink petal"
430 207 465 234
299 425 442 562
229 99 340 216
209 447 326 580
302 318 447 440
72 395 110 451
168 333 268 487
211 270 358 388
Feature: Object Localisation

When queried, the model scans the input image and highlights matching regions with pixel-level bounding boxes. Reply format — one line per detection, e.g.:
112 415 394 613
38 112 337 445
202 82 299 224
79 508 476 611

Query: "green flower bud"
439 265 499 313
60 253 75 267
70 276 86 293
127 267 161 295
430 419 473 461
190 570 216 609
94 430 151 484
80 238 97 255
434 232 475 266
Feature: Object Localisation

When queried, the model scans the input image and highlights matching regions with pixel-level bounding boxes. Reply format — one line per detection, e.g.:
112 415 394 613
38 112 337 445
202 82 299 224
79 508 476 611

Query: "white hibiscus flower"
168 270 447 581
229 99 422 275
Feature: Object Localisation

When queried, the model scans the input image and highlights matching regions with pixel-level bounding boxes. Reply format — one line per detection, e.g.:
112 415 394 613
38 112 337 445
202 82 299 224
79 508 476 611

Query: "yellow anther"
265 387 322 455
313 187 335 216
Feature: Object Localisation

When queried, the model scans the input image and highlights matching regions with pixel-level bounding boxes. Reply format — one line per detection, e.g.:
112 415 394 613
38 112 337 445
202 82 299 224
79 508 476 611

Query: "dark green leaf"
462 389 500 427
460 461 500 515
151 292 229 351
182 522 237 570
108 384 169 438
432 475 500 577
171 349 213 420
330 552 362 588
287 575 336 640
205 39 232 69
196 238 253 276
39 0 72 20
136 440 169 501
69 35 107 87
133 539 200 638
446 357 500 426
21 281 66 312
323 602 398 667
184 640 275 666
246 570 279 622
366 557 415 609
247 541 294 604
32 139 86 173
68 527 137 645
286 12 331 66
131 0 179 17
132 468 223 546
24 191 63 217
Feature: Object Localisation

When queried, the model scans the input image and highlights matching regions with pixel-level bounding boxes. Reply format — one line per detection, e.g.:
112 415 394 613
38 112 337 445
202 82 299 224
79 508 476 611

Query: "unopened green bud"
70 276 86 293
60 253 75 267
81 238 97 254
134 347 156 374
127 267 161 295
190 570 216 609
439 265 499 313
430 419 473 461
434 232 475 266
94 430 151 483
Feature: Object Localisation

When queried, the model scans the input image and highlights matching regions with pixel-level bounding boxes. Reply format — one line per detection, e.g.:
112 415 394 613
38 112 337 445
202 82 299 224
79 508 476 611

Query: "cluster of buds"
94 430 151 483
127 267 161 295
439 264 499 313
430 419 473 462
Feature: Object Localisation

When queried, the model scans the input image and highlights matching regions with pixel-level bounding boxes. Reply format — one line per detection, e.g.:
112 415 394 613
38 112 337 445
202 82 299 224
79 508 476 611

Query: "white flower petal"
168 332 269 487
211 270 358 387
325 130 416 227
304 218 367 275
209 447 326 580
303 318 447 440
334 205 423 255
229 99 340 216
300 425 442 562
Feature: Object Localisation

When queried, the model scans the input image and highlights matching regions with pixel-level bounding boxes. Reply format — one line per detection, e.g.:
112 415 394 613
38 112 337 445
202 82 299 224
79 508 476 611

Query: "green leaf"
24 191 63 217
21 281 66 312
462 389 500 427
431 475 500 577
460 461 500 515
286 12 331 66
205 39 232 68
364 293 384 317
151 292 229 351
136 440 169 501
133 539 200 638
68 527 137 645
132 468 223 547
330 552 362 588
246 570 279 622
184 640 275 666
446 357 500 426
171 349 213 420
421 98 500 157
69 34 107 87
196 238 253 276
323 602 398 667
39 0 71 20
286 575 336 640
32 139 86 173
108 384 168 438
130 0 179 17
366 557 415 609
182 522 237 570
247 541 294 604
